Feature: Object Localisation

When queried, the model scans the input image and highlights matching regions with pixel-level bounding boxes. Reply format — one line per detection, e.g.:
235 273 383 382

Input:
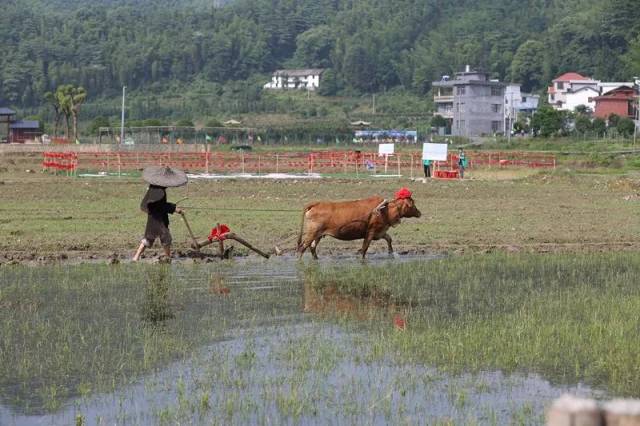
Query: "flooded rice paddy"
2 252 638 425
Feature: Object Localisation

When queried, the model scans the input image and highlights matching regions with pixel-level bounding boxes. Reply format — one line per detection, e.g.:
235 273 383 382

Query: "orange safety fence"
42 152 78 174
466 151 556 168
43 150 556 177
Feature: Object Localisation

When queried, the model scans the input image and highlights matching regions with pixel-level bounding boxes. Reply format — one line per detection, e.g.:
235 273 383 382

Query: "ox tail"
296 202 317 252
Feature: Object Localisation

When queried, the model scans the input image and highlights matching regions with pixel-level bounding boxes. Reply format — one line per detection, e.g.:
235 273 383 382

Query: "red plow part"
208 224 231 241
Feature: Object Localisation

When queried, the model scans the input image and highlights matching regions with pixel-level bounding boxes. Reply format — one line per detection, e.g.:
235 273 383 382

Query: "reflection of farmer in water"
132 166 188 261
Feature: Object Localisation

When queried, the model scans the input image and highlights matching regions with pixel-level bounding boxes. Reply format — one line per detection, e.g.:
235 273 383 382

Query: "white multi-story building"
263 69 324 91
504 84 540 132
505 84 539 112
547 72 600 111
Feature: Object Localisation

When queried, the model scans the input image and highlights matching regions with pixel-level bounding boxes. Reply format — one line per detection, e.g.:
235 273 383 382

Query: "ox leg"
360 234 374 259
297 239 310 259
298 232 320 260
309 237 322 260
383 233 394 256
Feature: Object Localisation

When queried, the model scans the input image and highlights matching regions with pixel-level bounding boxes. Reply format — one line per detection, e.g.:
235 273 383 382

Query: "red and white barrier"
42 150 556 177
42 152 78 175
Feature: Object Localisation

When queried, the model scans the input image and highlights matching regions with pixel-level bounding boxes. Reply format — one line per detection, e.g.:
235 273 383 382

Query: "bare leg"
163 245 171 258
132 243 146 261
383 233 394 255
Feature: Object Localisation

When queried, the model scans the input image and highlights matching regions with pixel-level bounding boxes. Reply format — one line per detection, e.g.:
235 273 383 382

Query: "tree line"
1 0 639 110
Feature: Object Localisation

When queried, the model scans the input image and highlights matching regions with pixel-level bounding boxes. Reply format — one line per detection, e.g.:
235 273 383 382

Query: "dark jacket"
141 185 176 237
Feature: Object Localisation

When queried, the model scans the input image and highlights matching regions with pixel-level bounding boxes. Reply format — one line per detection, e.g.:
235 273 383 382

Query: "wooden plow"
179 212 270 259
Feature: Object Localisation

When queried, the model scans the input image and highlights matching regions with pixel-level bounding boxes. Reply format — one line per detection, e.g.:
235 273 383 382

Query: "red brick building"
593 86 638 120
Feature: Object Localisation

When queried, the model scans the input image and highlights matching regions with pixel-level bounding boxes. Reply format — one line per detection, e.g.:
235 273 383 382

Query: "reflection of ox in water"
297 188 421 259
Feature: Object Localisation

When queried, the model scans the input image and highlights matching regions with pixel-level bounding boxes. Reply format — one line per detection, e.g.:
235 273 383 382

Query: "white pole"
120 86 126 145
507 92 513 143
504 89 508 136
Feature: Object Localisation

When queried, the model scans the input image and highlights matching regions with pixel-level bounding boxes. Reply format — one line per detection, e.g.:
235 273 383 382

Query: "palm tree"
54 85 72 139
68 86 87 142
44 91 62 136
54 85 86 141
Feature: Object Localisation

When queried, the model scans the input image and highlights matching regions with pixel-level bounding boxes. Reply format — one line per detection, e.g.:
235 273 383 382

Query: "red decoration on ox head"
394 188 421 218
395 188 412 200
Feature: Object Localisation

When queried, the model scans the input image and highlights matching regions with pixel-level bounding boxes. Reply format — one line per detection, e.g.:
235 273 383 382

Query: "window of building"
491 104 501 113
522 96 527 103
556 82 564 90
457 86 466 95
491 121 501 132
550 94 555 101
438 103 453 113
460 120 465 129
491 86 502 96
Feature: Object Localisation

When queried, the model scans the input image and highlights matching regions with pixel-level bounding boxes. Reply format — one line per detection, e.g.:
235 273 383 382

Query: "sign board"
422 143 448 161
378 143 395 156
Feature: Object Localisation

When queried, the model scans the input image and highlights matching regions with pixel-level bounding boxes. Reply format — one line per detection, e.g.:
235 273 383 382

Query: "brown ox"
296 195 421 259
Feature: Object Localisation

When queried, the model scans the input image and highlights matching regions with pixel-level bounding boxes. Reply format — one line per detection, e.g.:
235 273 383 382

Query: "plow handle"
179 211 200 251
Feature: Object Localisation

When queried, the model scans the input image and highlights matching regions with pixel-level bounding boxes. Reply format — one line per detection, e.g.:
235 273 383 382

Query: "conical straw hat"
142 166 188 187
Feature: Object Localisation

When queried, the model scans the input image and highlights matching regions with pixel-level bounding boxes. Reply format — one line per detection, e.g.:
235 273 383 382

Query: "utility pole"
634 77 640 146
120 86 126 145
372 94 376 114
508 92 514 143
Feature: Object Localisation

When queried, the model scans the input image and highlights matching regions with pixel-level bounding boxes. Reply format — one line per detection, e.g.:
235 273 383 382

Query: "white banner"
378 143 395 155
422 143 448 161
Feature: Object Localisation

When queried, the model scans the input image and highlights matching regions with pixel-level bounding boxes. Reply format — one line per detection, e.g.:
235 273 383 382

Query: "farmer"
132 166 188 261
422 158 432 178
457 148 467 179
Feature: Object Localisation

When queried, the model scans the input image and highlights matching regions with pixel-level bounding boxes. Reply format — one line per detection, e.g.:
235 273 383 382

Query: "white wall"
263 73 321 90
564 89 598 111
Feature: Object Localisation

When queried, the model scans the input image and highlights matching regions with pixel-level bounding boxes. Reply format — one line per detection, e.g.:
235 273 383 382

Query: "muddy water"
0 255 604 425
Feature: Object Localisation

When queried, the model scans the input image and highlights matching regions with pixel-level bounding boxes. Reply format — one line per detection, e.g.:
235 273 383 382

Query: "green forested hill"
1 0 639 111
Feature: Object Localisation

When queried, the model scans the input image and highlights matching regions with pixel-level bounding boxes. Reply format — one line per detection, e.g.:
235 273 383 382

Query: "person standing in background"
458 148 467 179
423 158 432 178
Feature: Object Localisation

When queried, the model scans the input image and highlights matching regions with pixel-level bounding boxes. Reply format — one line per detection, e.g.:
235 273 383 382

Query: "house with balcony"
263 69 324 91
433 66 505 137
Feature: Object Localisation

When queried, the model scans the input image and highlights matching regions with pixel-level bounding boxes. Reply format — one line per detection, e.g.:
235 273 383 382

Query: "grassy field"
2 150 640 422
306 252 640 397
1 253 637 423
1 159 639 262
0 156 640 259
